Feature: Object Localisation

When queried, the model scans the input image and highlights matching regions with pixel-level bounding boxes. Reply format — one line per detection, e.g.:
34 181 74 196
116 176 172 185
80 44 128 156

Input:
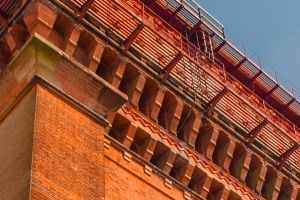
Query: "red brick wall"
105 142 187 200
30 85 105 199
0 87 36 199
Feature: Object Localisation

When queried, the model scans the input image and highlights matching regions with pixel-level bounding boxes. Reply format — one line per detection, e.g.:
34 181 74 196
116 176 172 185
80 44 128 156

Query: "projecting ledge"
0 34 127 118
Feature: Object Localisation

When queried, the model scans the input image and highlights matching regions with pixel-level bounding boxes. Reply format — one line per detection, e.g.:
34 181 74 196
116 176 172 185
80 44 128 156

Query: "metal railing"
53 0 300 176
179 0 300 111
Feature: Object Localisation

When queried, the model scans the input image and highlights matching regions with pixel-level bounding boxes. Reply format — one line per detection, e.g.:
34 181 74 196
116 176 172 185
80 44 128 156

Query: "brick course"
0 87 36 199
30 85 105 199
0 0 299 199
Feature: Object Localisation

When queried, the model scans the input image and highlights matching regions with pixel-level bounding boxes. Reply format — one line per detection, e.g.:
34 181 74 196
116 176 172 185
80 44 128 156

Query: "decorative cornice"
0 34 127 120
119 104 259 199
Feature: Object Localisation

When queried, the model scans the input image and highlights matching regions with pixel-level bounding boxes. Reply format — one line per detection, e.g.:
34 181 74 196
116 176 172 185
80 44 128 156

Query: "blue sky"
196 0 300 93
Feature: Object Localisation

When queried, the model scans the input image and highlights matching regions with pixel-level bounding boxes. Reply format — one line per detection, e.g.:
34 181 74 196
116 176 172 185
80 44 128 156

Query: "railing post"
295 126 300 142
223 64 226 82
198 7 201 21
263 100 267 117
258 57 261 69
291 84 295 97
222 27 225 39
142 3 144 21
293 124 297 141
180 34 183 51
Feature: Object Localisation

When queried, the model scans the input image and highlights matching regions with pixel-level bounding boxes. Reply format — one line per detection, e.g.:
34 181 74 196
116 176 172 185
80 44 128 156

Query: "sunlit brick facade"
0 0 299 199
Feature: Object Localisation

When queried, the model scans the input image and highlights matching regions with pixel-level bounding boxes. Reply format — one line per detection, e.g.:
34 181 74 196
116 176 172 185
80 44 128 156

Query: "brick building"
0 0 299 199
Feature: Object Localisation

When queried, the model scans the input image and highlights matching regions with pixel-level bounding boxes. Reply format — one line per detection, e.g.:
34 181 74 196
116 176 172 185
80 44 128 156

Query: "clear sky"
196 0 300 94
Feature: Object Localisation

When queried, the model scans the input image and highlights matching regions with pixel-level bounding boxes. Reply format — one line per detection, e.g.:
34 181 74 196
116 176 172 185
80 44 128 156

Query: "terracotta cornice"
118 104 259 199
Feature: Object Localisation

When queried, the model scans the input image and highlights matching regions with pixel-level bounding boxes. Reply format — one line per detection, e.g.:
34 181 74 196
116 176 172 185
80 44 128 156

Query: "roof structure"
1 0 300 198
48 0 300 177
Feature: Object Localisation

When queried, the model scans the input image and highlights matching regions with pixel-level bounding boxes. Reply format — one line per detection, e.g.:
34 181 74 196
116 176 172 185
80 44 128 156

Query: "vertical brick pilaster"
105 112 116 124
23 2 57 39
104 112 116 135
198 175 213 199
122 123 138 148
88 41 105 73
180 162 195 186
256 163 267 194
167 99 183 135
149 87 165 122
129 74 146 108
215 186 230 200
64 28 81 56
162 150 176 174
202 128 219 160
290 182 299 200
142 138 157 162
264 172 282 200
273 173 283 200
5 32 18 57
184 112 202 148
239 150 252 183
221 139 236 172
111 58 126 88
5 25 29 58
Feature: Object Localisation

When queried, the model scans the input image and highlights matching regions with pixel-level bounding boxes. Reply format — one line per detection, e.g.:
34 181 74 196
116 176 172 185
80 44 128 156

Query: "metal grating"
63 0 300 175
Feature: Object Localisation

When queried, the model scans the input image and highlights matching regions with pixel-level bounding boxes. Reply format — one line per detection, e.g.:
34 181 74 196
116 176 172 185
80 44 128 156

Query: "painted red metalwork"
0 0 17 27
278 143 300 170
188 20 201 39
247 119 268 146
214 41 226 53
0 0 28 29
78 0 95 21
122 23 145 54
263 84 279 101
2 0 300 197
5 0 298 180
40 0 300 178
0 0 17 15
230 57 246 74
166 4 183 24
247 70 262 88
207 87 228 116
161 52 183 83
280 98 296 115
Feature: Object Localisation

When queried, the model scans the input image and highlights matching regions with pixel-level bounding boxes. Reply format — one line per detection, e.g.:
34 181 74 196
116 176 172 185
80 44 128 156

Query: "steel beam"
78 0 95 21
161 52 183 83
247 70 262 88
188 20 202 39
167 4 183 24
122 23 145 54
207 87 228 116
230 57 246 75
147 0 157 8
263 84 279 101
247 119 268 146
280 98 295 115
278 143 300 170
214 40 226 53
